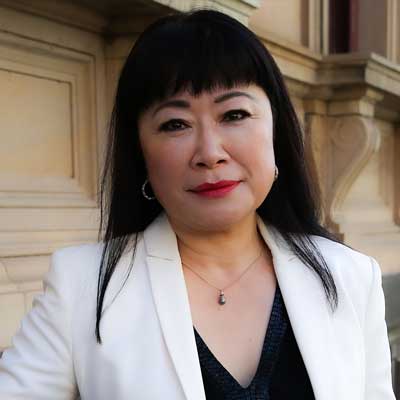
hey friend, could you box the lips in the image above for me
[189,180,241,199]
[192,180,240,192]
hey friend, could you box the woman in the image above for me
[0,8,395,400]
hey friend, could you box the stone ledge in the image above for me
[0,0,261,34]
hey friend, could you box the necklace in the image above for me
[181,248,263,306]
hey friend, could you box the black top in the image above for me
[193,284,316,399]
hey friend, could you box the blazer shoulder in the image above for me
[47,242,104,300]
[309,234,375,295]
[53,241,101,257]
[52,242,104,268]
[310,235,372,266]
[49,233,144,295]
[52,241,104,275]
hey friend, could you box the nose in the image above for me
[190,125,230,169]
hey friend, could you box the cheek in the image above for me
[242,124,275,175]
[239,126,275,203]
[144,143,186,199]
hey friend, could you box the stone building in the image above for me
[0,0,399,393]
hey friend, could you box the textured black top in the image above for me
[193,284,316,399]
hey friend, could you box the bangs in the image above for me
[120,11,269,117]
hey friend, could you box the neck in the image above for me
[169,212,267,274]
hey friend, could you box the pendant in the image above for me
[218,290,226,305]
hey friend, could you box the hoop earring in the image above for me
[142,178,156,200]
[274,166,279,181]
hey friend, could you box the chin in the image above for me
[188,207,253,232]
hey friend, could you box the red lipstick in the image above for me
[191,180,240,198]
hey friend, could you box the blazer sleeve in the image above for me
[0,250,78,400]
[364,256,396,399]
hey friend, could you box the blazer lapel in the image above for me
[256,215,360,400]
[144,213,206,400]
[255,216,334,399]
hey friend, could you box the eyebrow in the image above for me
[152,91,257,116]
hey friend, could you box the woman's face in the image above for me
[138,83,275,231]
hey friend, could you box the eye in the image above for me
[223,109,251,122]
[158,119,188,132]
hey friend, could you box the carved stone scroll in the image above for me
[307,114,381,235]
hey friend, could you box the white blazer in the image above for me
[0,212,395,399]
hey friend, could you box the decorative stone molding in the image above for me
[306,113,380,235]
[0,37,97,209]
[302,65,400,237]
[0,5,105,258]
[327,88,385,118]
[0,0,108,33]
[326,116,381,227]
[305,91,400,273]
[0,0,262,35]
[304,85,387,236]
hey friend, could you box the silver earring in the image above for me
[142,178,156,200]
[274,166,279,181]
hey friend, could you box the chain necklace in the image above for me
[181,248,263,306]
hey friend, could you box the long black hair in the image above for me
[97,8,341,344]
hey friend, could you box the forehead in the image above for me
[150,84,267,114]
[147,83,267,117]
[169,82,265,100]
